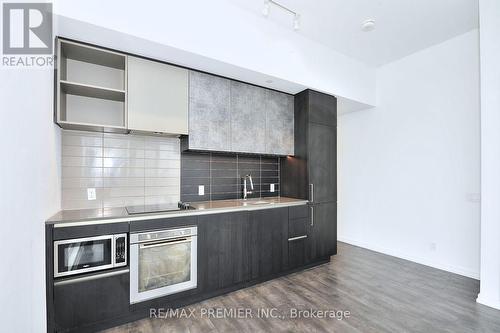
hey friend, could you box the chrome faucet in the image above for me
[242,174,254,199]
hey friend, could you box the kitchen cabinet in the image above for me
[281,89,337,258]
[55,38,128,133]
[127,56,188,135]
[266,90,294,155]
[188,71,231,151]
[230,81,267,154]
[248,207,289,279]
[183,72,294,155]
[198,211,250,292]
[53,270,129,331]
[287,205,311,269]
[310,202,337,260]
[308,122,337,203]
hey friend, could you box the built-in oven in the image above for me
[54,234,127,278]
[130,226,197,304]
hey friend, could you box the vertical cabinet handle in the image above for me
[309,183,314,203]
[310,206,314,227]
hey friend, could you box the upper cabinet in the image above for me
[55,39,293,153]
[127,56,188,135]
[185,72,294,156]
[56,39,128,132]
[55,39,188,135]
[230,81,267,154]
[188,71,231,151]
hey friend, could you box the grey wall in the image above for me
[62,130,180,210]
[181,152,280,202]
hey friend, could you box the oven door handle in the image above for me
[139,238,190,249]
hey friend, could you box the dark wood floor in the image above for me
[103,242,500,333]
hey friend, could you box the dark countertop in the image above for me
[46,197,309,226]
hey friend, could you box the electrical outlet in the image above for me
[270,183,275,193]
[198,185,205,196]
[430,243,437,251]
[87,188,96,201]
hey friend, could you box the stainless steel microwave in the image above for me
[54,234,127,278]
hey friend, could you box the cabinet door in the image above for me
[308,122,336,203]
[265,90,294,155]
[54,270,129,331]
[249,208,288,279]
[198,212,250,292]
[310,202,337,261]
[230,81,266,154]
[288,216,311,269]
[127,56,188,134]
[308,90,337,127]
[188,71,231,151]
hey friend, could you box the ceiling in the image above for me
[231,0,479,66]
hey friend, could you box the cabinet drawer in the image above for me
[288,217,309,238]
[54,270,129,331]
[289,205,309,220]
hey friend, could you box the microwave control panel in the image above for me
[114,234,127,266]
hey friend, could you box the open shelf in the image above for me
[60,80,125,102]
[56,38,127,132]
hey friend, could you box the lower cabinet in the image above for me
[249,207,289,279]
[53,270,129,332]
[198,208,289,292]
[198,211,250,292]
[310,202,337,260]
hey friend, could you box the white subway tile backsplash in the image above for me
[63,167,103,178]
[62,130,180,210]
[145,177,179,187]
[104,148,145,159]
[145,168,180,178]
[145,186,180,196]
[103,167,145,178]
[62,178,103,189]
[144,159,181,169]
[62,146,102,157]
[144,150,180,160]
[103,157,145,168]
[62,156,103,167]
[103,178,145,188]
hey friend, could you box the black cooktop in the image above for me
[126,203,182,215]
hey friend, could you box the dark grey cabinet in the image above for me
[310,202,337,260]
[198,211,250,292]
[53,270,129,332]
[281,89,337,261]
[249,207,289,279]
[308,122,337,203]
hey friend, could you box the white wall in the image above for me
[52,0,376,106]
[338,30,481,278]
[477,0,500,310]
[0,67,61,332]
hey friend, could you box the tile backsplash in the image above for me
[62,130,180,210]
[181,152,280,202]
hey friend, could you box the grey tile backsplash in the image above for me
[181,152,280,202]
[62,130,180,210]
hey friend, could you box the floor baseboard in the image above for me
[338,236,479,280]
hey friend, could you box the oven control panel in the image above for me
[114,234,127,266]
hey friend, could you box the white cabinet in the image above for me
[127,56,188,135]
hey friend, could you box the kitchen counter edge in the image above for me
[46,197,309,227]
